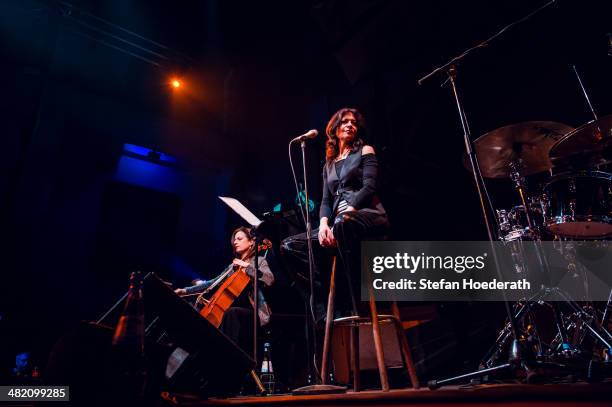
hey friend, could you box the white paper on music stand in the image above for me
[219,196,262,227]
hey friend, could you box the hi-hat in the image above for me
[464,121,574,178]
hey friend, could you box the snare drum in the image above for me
[542,171,612,238]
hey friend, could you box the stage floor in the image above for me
[164,380,612,406]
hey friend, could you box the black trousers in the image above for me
[281,210,389,315]
[220,306,254,355]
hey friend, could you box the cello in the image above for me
[195,240,271,328]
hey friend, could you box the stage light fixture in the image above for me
[171,78,182,89]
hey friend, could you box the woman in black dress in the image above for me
[282,107,389,314]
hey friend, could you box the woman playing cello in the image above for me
[175,226,274,353]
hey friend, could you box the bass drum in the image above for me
[542,171,612,239]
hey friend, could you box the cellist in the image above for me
[174,226,274,353]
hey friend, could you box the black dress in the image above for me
[281,147,389,314]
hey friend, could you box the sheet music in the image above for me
[219,196,262,227]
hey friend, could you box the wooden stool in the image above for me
[320,257,420,391]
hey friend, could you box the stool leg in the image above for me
[321,256,337,384]
[391,301,420,389]
[368,287,390,391]
[350,323,360,391]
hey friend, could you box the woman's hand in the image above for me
[174,288,187,296]
[318,223,336,247]
[232,258,251,268]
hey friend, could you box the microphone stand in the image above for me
[250,227,269,395]
[301,138,318,384]
[418,0,558,389]
[290,138,346,395]
[97,271,151,324]
[252,229,260,372]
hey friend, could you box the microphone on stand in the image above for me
[291,129,318,143]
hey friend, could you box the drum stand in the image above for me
[439,167,612,387]
[428,163,575,389]
[480,288,612,369]
[426,66,534,390]
[472,178,612,383]
[506,166,612,362]
[602,289,612,337]
[429,246,612,388]
[508,162,574,352]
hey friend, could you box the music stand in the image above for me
[218,196,267,370]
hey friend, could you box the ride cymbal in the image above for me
[464,121,574,178]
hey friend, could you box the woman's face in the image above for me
[335,112,358,144]
[233,231,253,257]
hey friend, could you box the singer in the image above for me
[281,108,389,314]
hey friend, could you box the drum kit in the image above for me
[466,116,612,242]
[418,0,612,388]
[463,113,612,379]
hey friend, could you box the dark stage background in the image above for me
[0,0,610,386]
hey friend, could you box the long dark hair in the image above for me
[325,107,366,163]
[230,226,271,260]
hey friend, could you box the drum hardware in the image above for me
[496,209,511,233]
[602,289,612,331]
[508,160,540,239]
[497,206,541,242]
[480,286,612,373]
[479,298,547,370]
[550,66,612,168]
[477,131,612,385]
[419,0,612,389]
[481,299,591,368]
[601,290,612,360]
[419,0,573,390]
[569,200,577,218]
[502,236,612,360]
[464,126,612,383]
[484,157,612,385]
[553,289,612,351]
[571,65,599,122]
[545,251,610,356]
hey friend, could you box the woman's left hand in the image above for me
[232,258,250,268]
[345,205,356,212]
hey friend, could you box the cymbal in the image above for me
[549,114,612,163]
[463,121,574,178]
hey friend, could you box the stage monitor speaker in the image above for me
[46,273,254,402]
[142,272,255,396]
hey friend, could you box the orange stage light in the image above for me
[171,79,182,89]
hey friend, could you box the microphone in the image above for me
[291,129,318,143]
